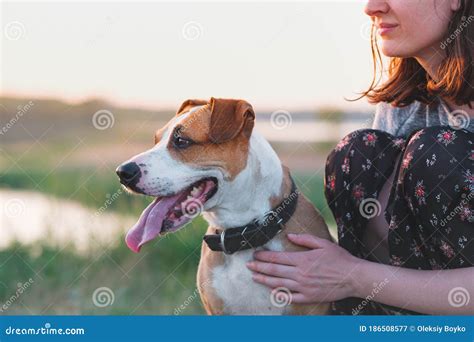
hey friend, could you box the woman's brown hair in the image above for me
[362,0,473,107]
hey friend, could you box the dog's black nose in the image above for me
[116,162,141,185]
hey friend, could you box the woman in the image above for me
[247,0,473,314]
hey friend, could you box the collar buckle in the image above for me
[205,175,298,254]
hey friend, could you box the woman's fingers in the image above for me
[247,261,297,280]
[288,293,327,305]
[289,293,311,304]
[253,250,300,266]
[287,233,329,249]
[251,273,300,292]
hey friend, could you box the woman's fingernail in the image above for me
[246,262,254,267]
[287,233,296,238]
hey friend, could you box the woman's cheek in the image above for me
[378,1,453,58]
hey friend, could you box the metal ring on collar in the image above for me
[220,229,230,254]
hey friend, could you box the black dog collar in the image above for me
[203,176,299,254]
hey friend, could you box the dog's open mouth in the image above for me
[126,177,218,253]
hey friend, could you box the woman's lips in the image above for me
[377,23,398,36]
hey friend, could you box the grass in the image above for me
[0,236,205,314]
[0,167,334,315]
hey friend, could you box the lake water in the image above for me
[0,189,135,253]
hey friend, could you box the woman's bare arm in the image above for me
[353,258,474,315]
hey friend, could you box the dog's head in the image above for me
[116,98,255,252]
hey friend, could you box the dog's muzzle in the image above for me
[116,162,142,191]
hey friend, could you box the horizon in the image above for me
[0,93,375,115]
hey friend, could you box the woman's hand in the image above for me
[247,233,361,304]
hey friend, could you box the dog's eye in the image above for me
[173,135,193,149]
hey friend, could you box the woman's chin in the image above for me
[379,42,412,58]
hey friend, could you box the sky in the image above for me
[1,1,378,111]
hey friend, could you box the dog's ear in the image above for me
[209,97,255,144]
[176,99,208,116]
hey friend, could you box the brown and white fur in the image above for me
[118,98,332,315]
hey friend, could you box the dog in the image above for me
[116,98,332,315]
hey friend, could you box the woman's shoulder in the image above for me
[371,101,427,138]
[372,100,474,137]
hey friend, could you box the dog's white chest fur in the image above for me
[211,239,288,315]
[201,131,291,314]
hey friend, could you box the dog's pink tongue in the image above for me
[125,194,181,253]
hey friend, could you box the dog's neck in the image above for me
[203,131,286,230]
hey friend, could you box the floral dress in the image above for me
[325,126,473,315]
